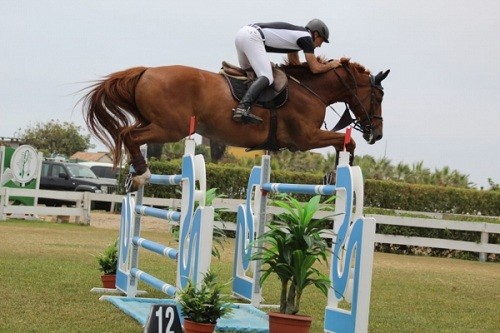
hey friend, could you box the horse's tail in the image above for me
[82,66,148,167]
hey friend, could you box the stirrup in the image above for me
[232,108,245,123]
[232,108,262,124]
[242,113,263,124]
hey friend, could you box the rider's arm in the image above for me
[304,53,341,74]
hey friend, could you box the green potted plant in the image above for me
[96,238,118,289]
[252,194,333,333]
[177,270,232,333]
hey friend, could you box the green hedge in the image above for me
[139,161,326,202]
[120,161,500,216]
[365,180,500,216]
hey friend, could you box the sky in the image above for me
[1,0,499,188]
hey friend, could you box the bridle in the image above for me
[331,65,384,135]
[286,63,384,135]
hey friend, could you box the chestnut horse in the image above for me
[82,58,389,191]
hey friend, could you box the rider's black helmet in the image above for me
[306,18,330,43]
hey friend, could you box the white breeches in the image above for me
[234,25,274,85]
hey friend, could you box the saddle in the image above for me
[220,61,288,108]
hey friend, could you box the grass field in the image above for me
[0,219,498,333]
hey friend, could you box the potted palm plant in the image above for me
[177,270,232,333]
[96,239,118,289]
[252,194,333,333]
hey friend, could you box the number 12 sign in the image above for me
[144,304,182,333]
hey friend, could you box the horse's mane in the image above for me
[281,56,370,75]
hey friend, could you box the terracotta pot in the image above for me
[183,319,216,333]
[100,274,116,289]
[268,312,312,333]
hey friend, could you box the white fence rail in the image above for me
[1,189,499,261]
[0,187,91,224]
[371,215,500,262]
[0,188,175,224]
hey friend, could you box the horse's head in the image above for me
[335,59,390,145]
[282,58,389,145]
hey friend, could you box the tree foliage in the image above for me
[355,155,474,188]
[15,120,94,158]
[487,178,499,191]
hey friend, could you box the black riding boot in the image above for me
[232,76,270,124]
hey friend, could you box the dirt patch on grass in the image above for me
[40,211,171,233]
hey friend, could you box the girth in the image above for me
[218,61,289,151]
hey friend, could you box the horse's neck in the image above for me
[284,66,313,82]
[285,66,349,105]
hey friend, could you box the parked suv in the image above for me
[38,160,117,210]
[77,162,119,185]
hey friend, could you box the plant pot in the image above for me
[100,274,116,289]
[268,312,312,333]
[183,319,216,333]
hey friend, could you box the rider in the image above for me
[232,19,341,124]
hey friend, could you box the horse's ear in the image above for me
[375,70,390,85]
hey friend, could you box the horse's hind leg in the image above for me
[121,126,157,192]
[122,136,151,192]
[122,123,185,192]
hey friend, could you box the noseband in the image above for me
[332,65,383,135]
[285,63,383,135]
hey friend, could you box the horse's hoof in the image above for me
[323,171,336,185]
[139,169,152,183]
[124,170,149,193]
[124,173,138,193]
[124,169,152,193]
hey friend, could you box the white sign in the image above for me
[10,145,40,185]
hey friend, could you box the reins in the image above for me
[332,65,382,134]
[286,64,382,134]
[287,74,346,130]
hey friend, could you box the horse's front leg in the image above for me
[305,130,356,185]
[301,129,356,155]
[323,146,356,185]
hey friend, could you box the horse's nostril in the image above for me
[376,134,383,141]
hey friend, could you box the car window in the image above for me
[66,164,98,179]
[41,163,50,177]
[51,164,65,177]
[91,166,117,179]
